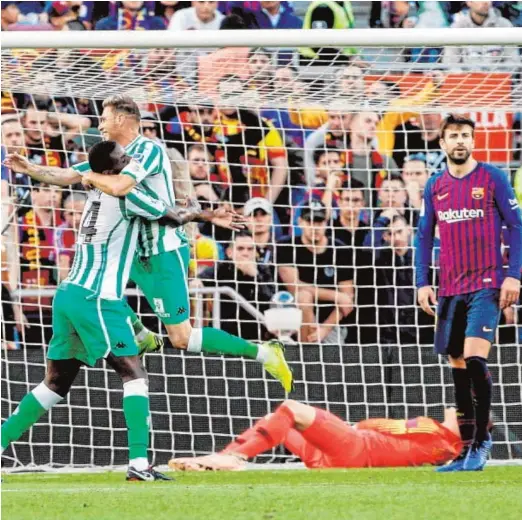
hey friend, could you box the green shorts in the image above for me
[130,246,190,325]
[48,283,138,367]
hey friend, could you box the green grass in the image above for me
[2,467,522,520]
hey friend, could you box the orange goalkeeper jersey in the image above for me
[356,417,462,467]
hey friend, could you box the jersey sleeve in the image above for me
[414,176,436,288]
[491,166,522,278]
[122,142,162,184]
[71,161,91,176]
[123,187,167,220]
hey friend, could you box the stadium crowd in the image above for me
[1,1,521,352]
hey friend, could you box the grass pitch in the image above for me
[2,466,521,520]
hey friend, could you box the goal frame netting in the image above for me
[1,28,521,470]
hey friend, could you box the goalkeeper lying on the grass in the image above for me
[169,399,467,470]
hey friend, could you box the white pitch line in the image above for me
[3,481,516,494]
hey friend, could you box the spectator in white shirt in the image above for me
[168,1,224,31]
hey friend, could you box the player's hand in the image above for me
[499,276,520,310]
[3,153,35,174]
[210,207,247,231]
[81,173,94,190]
[418,286,437,316]
[503,306,515,325]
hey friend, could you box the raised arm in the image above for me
[3,152,81,186]
[126,193,245,232]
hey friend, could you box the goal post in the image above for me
[1,29,521,469]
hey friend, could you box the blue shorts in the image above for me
[434,289,500,357]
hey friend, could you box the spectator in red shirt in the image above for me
[18,182,63,348]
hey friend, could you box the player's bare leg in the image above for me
[462,337,493,470]
[106,354,172,481]
[164,320,293,392]
[1,359,81,453]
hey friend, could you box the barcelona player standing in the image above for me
[415,114,522,472]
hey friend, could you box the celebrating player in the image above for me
[168,399,463,471]
[415,114,522,472]
[2,142,175,480]
[5,95,293,393]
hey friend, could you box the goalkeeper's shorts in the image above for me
[434,288,501,357]
[48,283,138,366]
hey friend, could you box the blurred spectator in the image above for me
[2,116,24,154]
[443,1,519,69]
[276,200,354,344]
[299,1,357,65]
[154,1,191,24]
[346,110,400,208]
[401,153,429,211]
[193,230,276,341]
[1,2,20,30]
[331,178,370,248]
[364,176,418,248]
[213,75,288,212]
[162,102,216,155]
[69,127,102,166]
[391,112,444,172]
[187,143,224,205]
[55,191,86,282]
[304,104,352,185]
[47,1,91,30]
[140,112,161,142]
[254,1,302,29]
[374,214,434,346]
[244,197,278,265]
[23,108,63,168]
[495,1,522,26]
[18,182,62,348]
[247,48,275,99]
[168,1,224,29]
[95,1,166,30]
[370,1,414,28]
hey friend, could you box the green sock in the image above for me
[123,300,146,336]
[2,393,49,449]
[123,394,150,460]
[197,327,260,359]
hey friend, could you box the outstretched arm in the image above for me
[158,199,246,231]
[3,152,81,186]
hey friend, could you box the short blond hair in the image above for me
[102,95,141,122]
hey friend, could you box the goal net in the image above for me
[1,29,521,469]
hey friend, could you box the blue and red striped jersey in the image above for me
[415,162,522,297]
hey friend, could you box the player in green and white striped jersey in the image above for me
[82,95,293,393]
[2,141,174,481]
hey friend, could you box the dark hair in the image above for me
[440,114,475,139]
[88,140,130,174]
[102,95,141,123]
[248,47,272,60]
[341,178,365,191]
[218,74,243,85]
[313,145,342,165]
[382,174,406,186]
